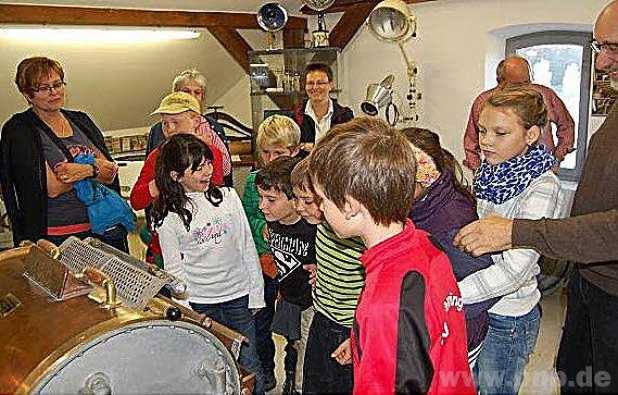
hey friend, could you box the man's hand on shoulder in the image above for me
[454,215,514,256]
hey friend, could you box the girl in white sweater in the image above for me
[458,86,566,395]
[152,133,265,394]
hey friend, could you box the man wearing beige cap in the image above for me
[152,91,204,139]
[129,91,224,268]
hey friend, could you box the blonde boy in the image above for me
[241,114,302,391]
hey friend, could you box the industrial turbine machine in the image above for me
[0,237,254,394]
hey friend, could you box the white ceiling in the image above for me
[0,0,307,15]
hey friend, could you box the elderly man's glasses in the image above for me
[34,81,66,94]
[591,40,618,55]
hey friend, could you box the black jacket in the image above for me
[0,108,118,245]
[294,98,353,143]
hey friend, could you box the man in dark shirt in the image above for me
[455,2,618,392]
[255,156,316,395]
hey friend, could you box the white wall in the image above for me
[0,28,246,132]
[216,77,252,125]
[332,0,606,161]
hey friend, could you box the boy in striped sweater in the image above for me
[290,158,365,394]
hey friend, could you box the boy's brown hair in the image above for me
[290,158,314,193]
[484,86,547,130]
[308,117,417,226]
[255,156,302,199]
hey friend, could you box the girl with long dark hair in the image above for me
[152,133,266,394]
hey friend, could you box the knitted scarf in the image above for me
[474,145,556,204]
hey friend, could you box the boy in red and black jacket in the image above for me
[307,117,475,395]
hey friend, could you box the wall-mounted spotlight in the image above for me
[361,75,400,126]
[367,0,421,123]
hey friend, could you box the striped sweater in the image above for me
[313,223,365,327]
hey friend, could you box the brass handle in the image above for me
[0,245,33,263]
[83,267,120,310]
[36,239,61,259]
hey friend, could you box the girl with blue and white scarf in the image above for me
[458,86,567,395]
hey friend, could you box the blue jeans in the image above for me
[190,295,264,395]
[254,275,278,378]
[475,305,541,395]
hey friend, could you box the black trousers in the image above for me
[302,311,353,394]
[557,271,618,394]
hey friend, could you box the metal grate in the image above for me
[57,237,171,309]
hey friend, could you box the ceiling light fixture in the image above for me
[0,26,201,43]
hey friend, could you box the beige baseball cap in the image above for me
[151,91,201,115]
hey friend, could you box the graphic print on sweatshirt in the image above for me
[270,232,311,280]
[191,215,232,245]
[267,219,317,280]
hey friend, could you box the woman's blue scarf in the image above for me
[474,145,556,204]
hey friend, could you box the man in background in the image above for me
[463,56,575,172]
[455,2,618,392]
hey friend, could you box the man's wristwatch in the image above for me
[89,163,100,179]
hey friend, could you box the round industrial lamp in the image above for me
[367,0,416,43]
[257,2,289,49]
[366,0,421,123]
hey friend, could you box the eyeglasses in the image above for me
[34,80,66,94]
[305,80,330,87]
[591,40,618,55]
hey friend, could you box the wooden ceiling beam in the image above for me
[206,26,253,73]
[329,2,375,50]
[283,28,306,49]
[301,0,436,15]
[0,4,307,30]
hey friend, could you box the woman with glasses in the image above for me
[0,56,127,251]
[146,69,232,187]
[293,63,353,152]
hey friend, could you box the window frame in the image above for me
[506,30,593,182]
